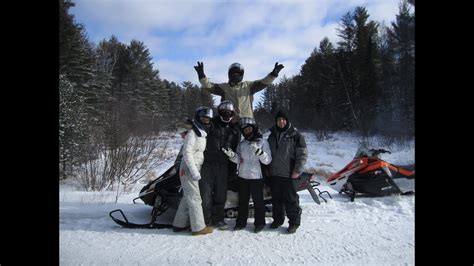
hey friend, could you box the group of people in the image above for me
[172,61,308,236]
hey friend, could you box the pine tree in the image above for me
[258,4,413,138]
[163,80,186,126]
[59,0,97,179]
[182,81,214,119]
[336,11,360,131]
[59,0,95,89]
[388,0,415,135]
[335,7,380,133]
[314,38,341,130]
[353,7,380,134]
[376,23,399,134]
[59,75,88,179]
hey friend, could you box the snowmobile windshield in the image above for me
[354,146,390,159]
[354,145,370,158]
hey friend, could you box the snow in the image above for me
[60,132,415,265]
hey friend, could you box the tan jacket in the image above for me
[199,74,276,118]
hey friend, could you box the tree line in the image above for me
[256,2,414,139]
[59,0,212,183]
[59,0,414,185]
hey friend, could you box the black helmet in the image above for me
[218,100,235,123]
[239,117,259,140]
[228,62,244,84]
[194,106,213,125]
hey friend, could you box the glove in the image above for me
[222,147,235,158]
[270,62,284,77]
[291,172,300,179]
[191,174,201,181]
[249,142,259,154]
[249,143,265,157]
[194,61,205,79]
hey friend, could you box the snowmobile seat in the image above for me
[393,164,415,171]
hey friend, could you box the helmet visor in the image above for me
[239,117,256,129]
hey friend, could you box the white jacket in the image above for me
[180,128,207,180]
[229,138,272,179]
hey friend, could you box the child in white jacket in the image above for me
[222,117,271,233]
[173,107,214,236]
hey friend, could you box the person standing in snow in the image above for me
[222,117,271,233]
[199,100,241,230]
[172,107,214,236]
[194,61,284,119]
[267,111,308,234]
[173,121,193,165]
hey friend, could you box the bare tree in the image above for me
[76,134,171,195]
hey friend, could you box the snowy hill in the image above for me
[60,132,415,265]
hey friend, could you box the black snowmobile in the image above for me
[109,161,182,229]
[325,146,415,201]
[223,170,332,219]
[109,161,330,229]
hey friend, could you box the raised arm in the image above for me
[195,61,226,97]
[249,62,284,94]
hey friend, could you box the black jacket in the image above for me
[203,116,241,162]
[267,124,308,178]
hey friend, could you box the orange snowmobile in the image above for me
[325,146,415,201]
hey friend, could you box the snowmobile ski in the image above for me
[296,173,332,204]
[109,209,173,229]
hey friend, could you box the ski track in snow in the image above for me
[60,132,414,265]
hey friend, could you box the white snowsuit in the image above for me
[172,128,207,232]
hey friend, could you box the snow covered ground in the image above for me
[60,132,415,265]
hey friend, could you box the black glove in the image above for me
[270,62,284,77]
[194,61,205,79]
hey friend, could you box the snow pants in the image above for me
[173,174,206,232]
[270,176,302,226]
[235,177,266,227]
[199,159,228,225]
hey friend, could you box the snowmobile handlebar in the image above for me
[369,148,391,156]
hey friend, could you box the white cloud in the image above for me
[363,1,401,25]
[72,0,401,103]
[153,59,195,84]
[195,21,340,83]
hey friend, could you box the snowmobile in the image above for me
[109,161,182,229]
[325,146,415,202]
[109,161,331,229]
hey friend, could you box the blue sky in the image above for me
[70,0,405,106]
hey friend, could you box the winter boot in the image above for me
[254,225,264,233]
[234,224,246,231]
[213,221,229,230]
[192,226,213,236]
[172,226,189,232]
[269,222,282,229]
[287,225,299,234]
